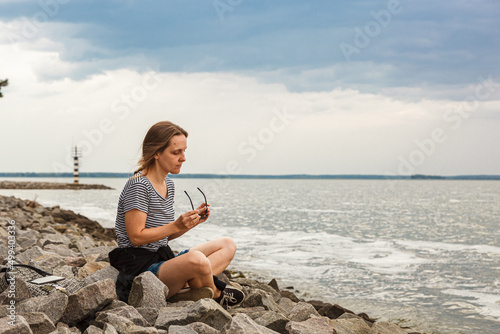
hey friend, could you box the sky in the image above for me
[0,0,499,176]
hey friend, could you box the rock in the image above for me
[319,304,355,320]
[83,266,119,286]
[286,317,336,334]
[278,297,297,316]
[53,265,78,279]
[288,302,321,322]
[17,293,68,324]
[43,245,81,258]
[155,299,232,331]
[241,290,286,315]
[20,312,56,334]
[73,236,96,253]
[279,290,300,303]
[64,257,87,268]
[77,262,109,279]
[81,247,114,263]
[168,325,198,334]
[331,315,371,334]
[0,277,31,303]
[136,307,159,326]
[0,315,33,333]
[233,278,281,302]
[188,322,220,334]
[254,311,289,333]
[102,323,119,334]
[222,313,279,334]
[40,233,72,247]
[268,279,280,292]
[128,271,168,309]
[28,254,67,270]
[96,305,150,327]
[60,279,117,325]
[370,321,409,334]
[16,246,53,265]
[83,325,103,334]
[94,312,158,334]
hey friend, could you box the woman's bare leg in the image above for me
[156,250,217,298]
[190,237,237,275]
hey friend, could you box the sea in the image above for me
[1,177,499,334]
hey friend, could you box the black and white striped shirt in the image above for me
[115,172,175,251]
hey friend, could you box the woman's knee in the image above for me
[185,251,212,275]
[220,237,237,257]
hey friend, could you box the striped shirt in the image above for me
[115,172,175,251]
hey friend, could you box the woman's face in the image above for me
[155,134,187,174]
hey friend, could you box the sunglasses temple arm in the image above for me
[184,191,195,211]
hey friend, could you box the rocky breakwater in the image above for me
[0,181,112,190]
[0,195,422,334]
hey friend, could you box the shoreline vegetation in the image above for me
[0,194,423,333]
[0,172,499,180]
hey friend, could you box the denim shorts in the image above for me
[146,249,189,277]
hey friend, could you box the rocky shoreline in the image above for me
[0,181,112,190]
[0,194,422,334]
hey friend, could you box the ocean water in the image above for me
[1,177,499,334]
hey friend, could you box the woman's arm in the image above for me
[125,208,201,246]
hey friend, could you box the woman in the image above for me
[109,121,244,308]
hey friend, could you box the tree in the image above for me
[0,79,8,98]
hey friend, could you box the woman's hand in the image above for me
[196,202,210,223]
[174,209,202,230]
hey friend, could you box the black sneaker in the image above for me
[216,285,245,308]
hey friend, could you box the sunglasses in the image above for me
[184,187,208,218]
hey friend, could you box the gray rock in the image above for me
[288,302,321,322]
[83,325,103,334]
[60,279,117,325]
[0,314,33,334]
[43,244,81,258]
[279,290,300,303]
[188,322,220,334]
[227,306,267,319]
[16,246,53,265]
[41,233,72,247]
[370,321,408,334]
[286,317,335,334]
[241,290,286,315]
[254,311,289,333]
[136,307,159,326]
[318,304,354,320]
[20,312,57,334]
[155,299,232,331]
[28,254,67,271]
[17,293,69,324]
[97,305,150,327]
[95,312,158,334]
[332,315,372,334]
[73,236,96,253]
[0,277,31,303]
[278,297,297,316]
[56,322,82,334]
[102,300,128,311]
[128,271,168,309]
[81,246,115,263]
[53,265,77,279]
[232,278,281,302]
[168,325,198,334]
[102,323,118,334]
[222,313,279,334]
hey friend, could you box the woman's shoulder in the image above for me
[124,173,151,190]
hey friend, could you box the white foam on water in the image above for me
[442,289,500,321]
[395,239,500,255]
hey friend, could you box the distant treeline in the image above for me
[0,172,499,180]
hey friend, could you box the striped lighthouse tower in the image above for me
[73,146,80,184]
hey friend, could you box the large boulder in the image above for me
[17,293,68,324]
[0,315,33,334]
[128,271,168,309]
[286,317,336,334]
[155,299,232,331]
[222,313,279,334]
[60,279,117,325]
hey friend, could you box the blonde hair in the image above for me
[134,121,188,175]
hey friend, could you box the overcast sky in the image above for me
[1,0,499,176]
